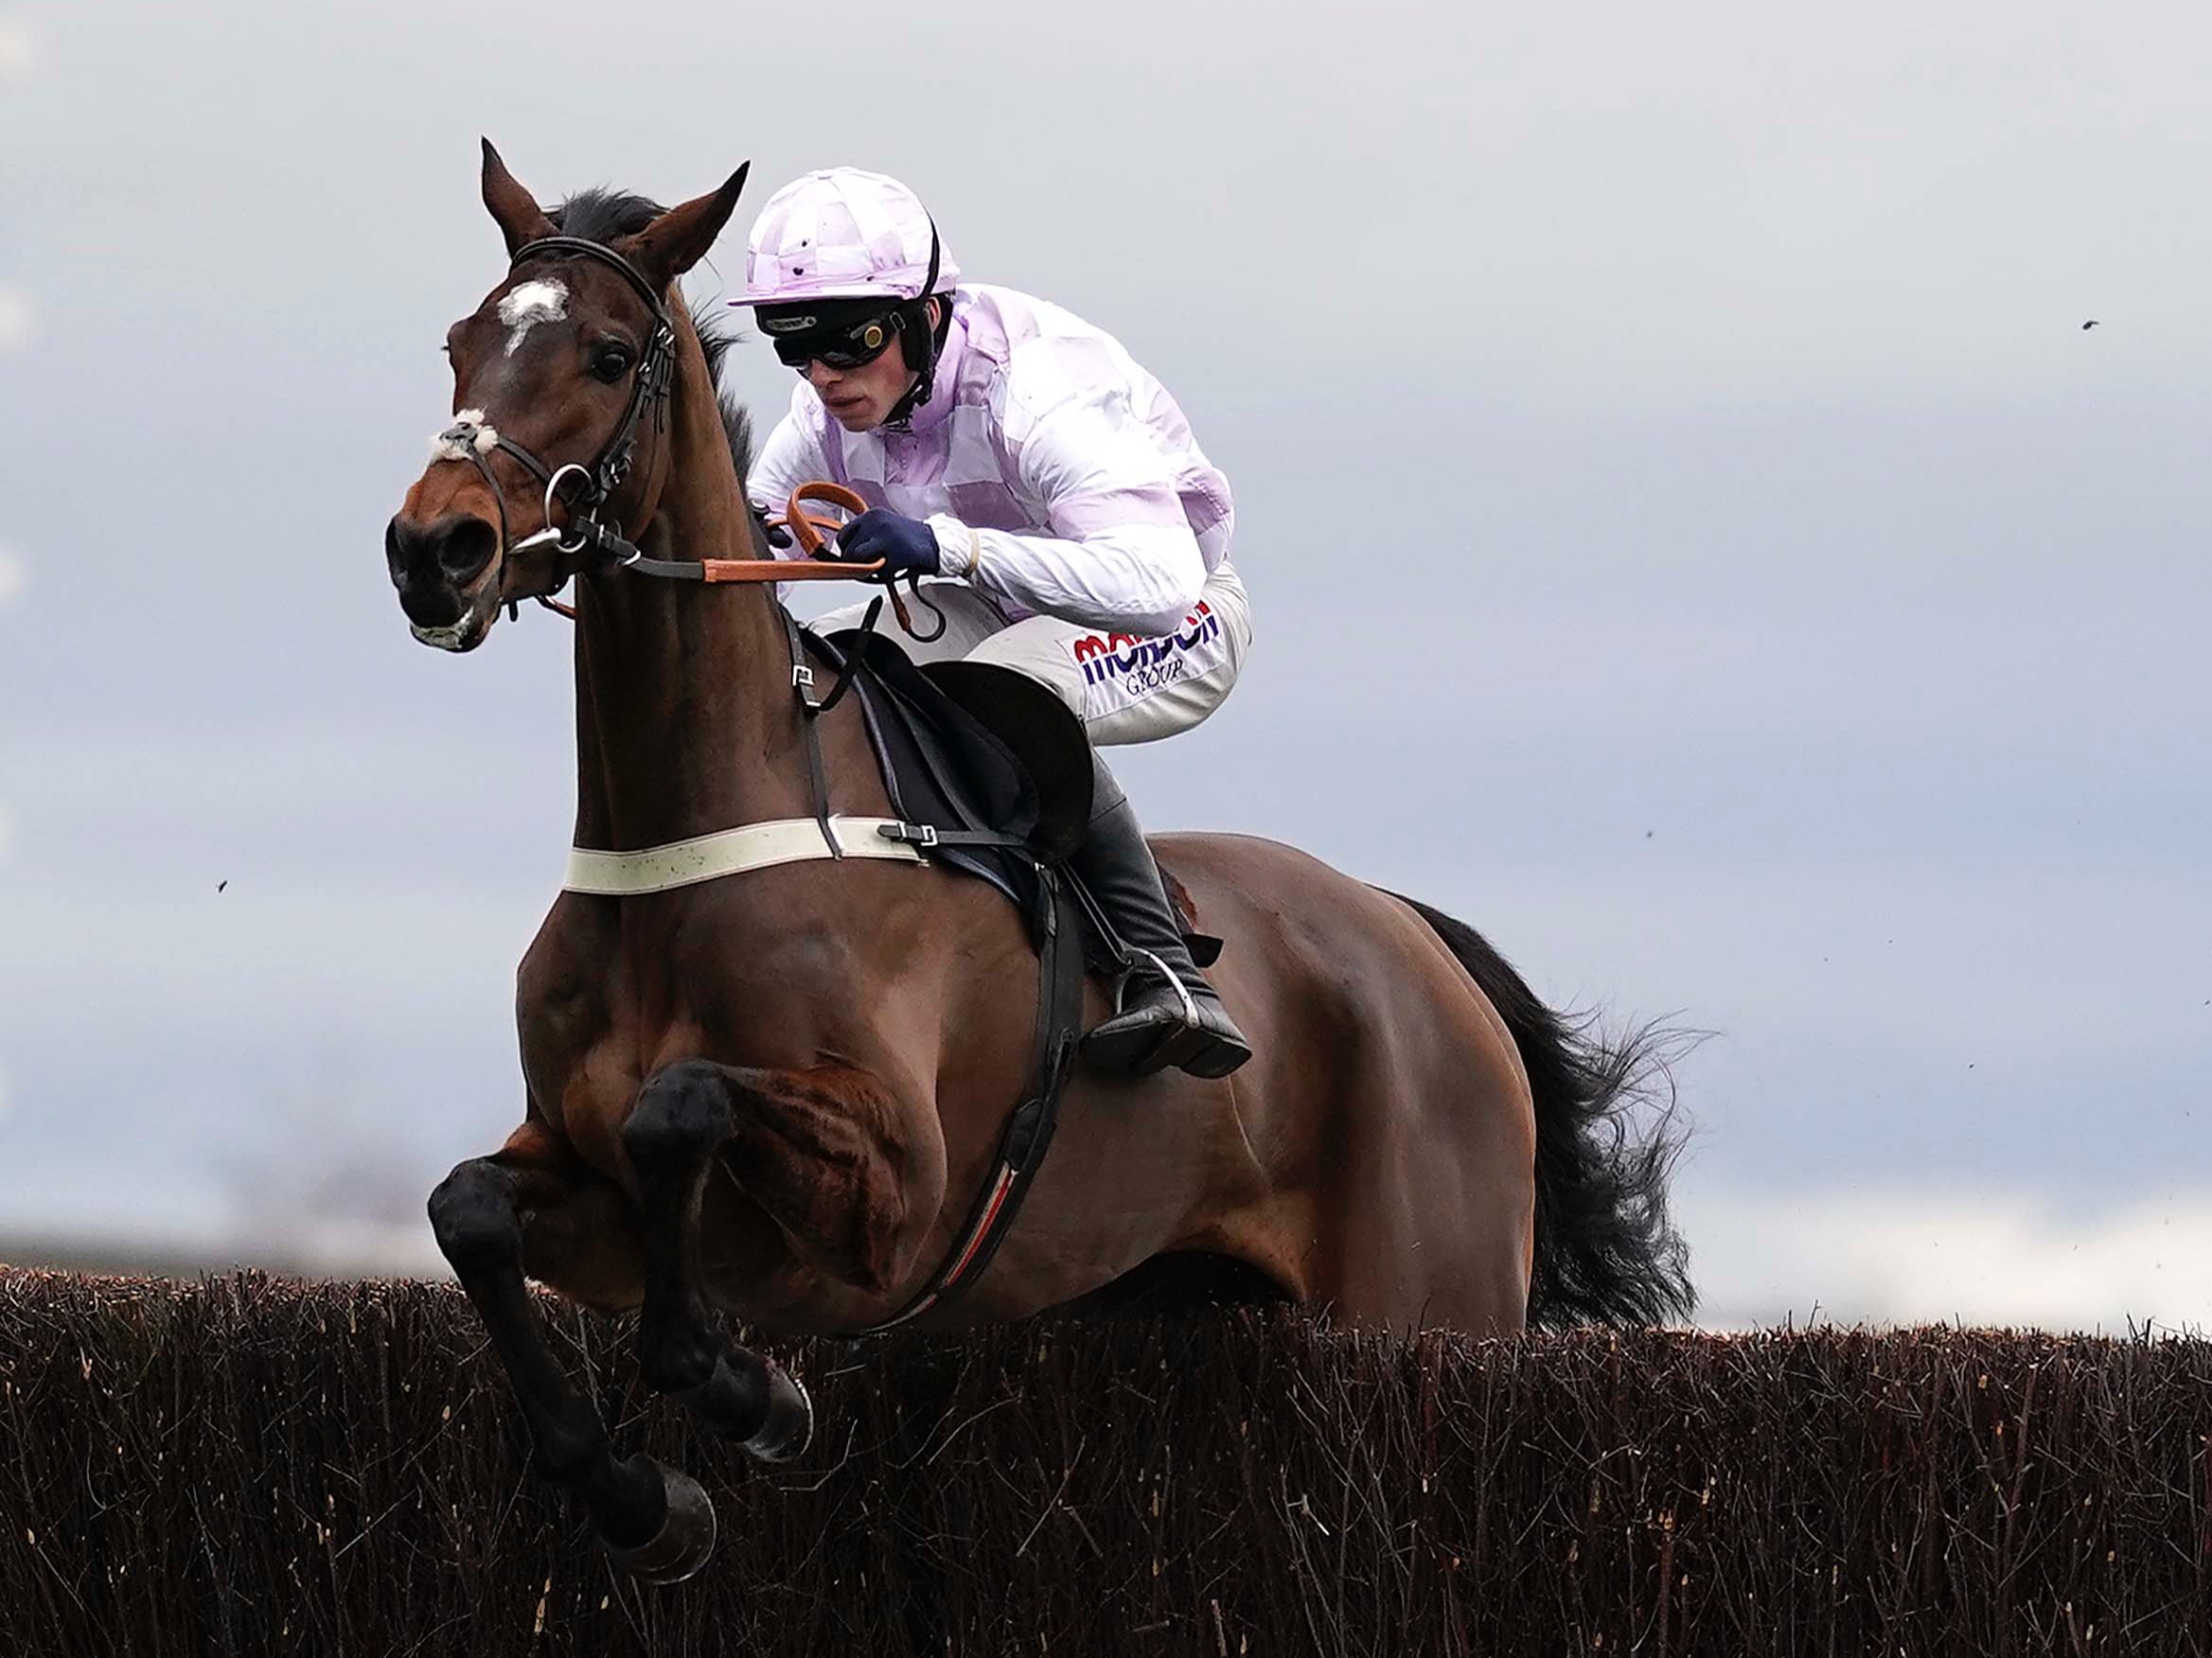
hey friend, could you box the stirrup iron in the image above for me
[1119,948,1200,1026]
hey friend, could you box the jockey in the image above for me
[738,167,1253,1080]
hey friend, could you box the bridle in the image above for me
[429,234,942,636]
[434,236,680,597]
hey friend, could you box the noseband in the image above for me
[434,236,679,590]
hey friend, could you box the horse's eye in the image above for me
[591,346,633,383]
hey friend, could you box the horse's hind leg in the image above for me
[622,1060,814,1461]
[427,1129,717,1582]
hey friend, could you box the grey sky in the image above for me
[2,0,2207,1326]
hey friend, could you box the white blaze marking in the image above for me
[498,279,568,356]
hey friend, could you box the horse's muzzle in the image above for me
[386,512,500,649]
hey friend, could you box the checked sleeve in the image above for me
[931,377,1207,638]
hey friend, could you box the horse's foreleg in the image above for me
[426,1129,717,1582]
[623,1059,814,1460]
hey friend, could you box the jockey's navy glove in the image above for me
[835,509,940,577]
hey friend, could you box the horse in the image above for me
[382,145,1692,1582]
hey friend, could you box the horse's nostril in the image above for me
[388,513,493,588]
[385,516,416,586]
[435,517,498,586]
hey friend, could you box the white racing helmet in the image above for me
[738,167,959,306]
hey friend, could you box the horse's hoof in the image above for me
[741,1364,813,1463]
[602,1460,717,1584]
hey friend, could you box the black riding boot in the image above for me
[1074,757,1252,1079]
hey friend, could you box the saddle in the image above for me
[806,625,1223,970]
[811,625,1088,926]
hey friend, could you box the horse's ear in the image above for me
[481,138,556,256]
[620,164,752,291]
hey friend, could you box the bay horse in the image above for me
[383,145,1692,1581]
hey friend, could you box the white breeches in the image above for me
[806,560,1250,747]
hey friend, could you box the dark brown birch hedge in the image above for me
[1,1270,2206,1656]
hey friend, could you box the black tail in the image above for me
[1386,892,1696,1329]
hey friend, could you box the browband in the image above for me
[509,235,670,321]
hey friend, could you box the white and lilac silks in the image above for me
[747,283,1250,746]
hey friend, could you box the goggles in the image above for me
[758,302,907,371]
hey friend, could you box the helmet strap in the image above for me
[884,218,947,430]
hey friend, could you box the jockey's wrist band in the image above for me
[927,514,982,578]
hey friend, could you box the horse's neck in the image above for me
[570,371,818,853]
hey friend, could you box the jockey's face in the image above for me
[804,298,939,432]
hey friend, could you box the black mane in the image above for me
[549,186,758,503]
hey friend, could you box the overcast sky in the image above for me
[2,0,2208,1328]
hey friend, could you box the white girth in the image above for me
[563,817,927,897]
